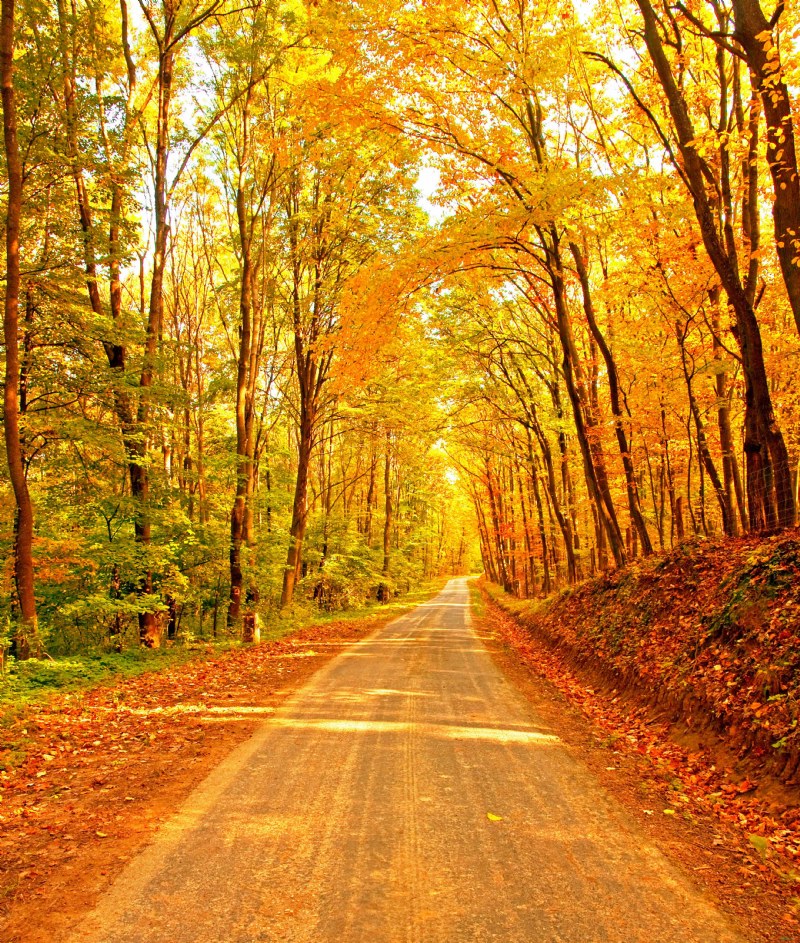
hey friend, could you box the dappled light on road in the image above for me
[68,579,745,943]
[271,716,561,745]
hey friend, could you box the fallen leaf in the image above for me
[748,834,769,856]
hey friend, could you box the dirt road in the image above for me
[67,579,746,943]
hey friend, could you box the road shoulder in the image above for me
[472,583,798,943]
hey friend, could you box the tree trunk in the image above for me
[570,242,653,555]
[546,247,627,566]
[229,95,257,631]
[130,44,175,648]
[378,433,393,600]
[527,446,551,595]
[731,0,800,335]
[470,475,498,583]
[485,458,511,592]
[677,320,733,535]
[506,462,519,595]
[527,412,576,584]
[710,293,747,533]
[382,435,392,574]
[1,0,38,656]
[365,429,377,546]
[636,0,795,532]
[515,459,535,597]
[281,407,314,607]
[58,0,156,645]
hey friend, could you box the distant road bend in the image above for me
[68,578,744,943]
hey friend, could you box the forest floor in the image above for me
[2,572,796,942]
[0,585,444,943]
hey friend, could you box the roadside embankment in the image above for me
[485,529,800,787]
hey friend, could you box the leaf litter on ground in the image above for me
[0,610,402,939]
[479,583,800,921]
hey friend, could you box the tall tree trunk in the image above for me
[131,44,174,647]
[473,489,497,583]
[365,425,377,545]
[228,86,270,640]
[229,95,255,631]
[485,458,511,592]
[279,172,329,609]
[515,459,535,597]
[506,462,519,595]
[676,320,733,535]
[731,0,800,335]
[529,453,551,595]
[570,242,653,555]
[380,432,393,596]
[516,100,624,565]
[710,292,747,533]
[636,0,795,532]
[58,0,151,643]
[527,411,576,584]
[1,0,37,654]
[281,404,314,607]
[544,248,627,566]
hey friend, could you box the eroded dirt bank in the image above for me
[487,531,800,787]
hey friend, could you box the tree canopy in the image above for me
[2,0,799,654]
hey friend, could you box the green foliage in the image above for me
[0,0,481,663]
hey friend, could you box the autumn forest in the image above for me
[2,0,800,658]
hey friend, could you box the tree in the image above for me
[630,0,794,531]
[276,80,422,607]
[1,0,38,654]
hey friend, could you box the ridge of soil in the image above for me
[498,529,800,788]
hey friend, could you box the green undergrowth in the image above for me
[487,530,800,782]
[0,646,221,715]
[0,576,451,716]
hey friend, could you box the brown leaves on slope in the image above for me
[501,531,800,783]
